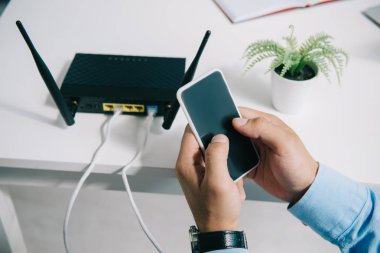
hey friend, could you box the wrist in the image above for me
[197,220,239,233]
[290,160,319,204]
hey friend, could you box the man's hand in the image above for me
[176,126,245,232]
[232,107,319,204]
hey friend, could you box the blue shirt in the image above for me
[207,164,380,253]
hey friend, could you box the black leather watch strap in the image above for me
[197,230,247,253]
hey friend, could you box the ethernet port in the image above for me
[134,105,144,112]
[124,105,134,111]
[103,104,114,111]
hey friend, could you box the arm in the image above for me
[208,165,380,253]
[232,107,379,252]
[289,164,380,253]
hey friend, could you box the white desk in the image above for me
[0,0,379,252]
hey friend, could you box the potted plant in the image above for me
[243,25,348,114]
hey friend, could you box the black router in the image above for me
[61,53,185,117]
[16,20,210,128]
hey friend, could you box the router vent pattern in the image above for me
[63,54,185,89]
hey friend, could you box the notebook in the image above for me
[363,5,380,28]
[214,0,337,23]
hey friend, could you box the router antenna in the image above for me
[162,30,211,130]
[16,20,75,126]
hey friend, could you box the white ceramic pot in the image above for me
[271,65,318,114]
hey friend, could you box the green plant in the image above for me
[244,25,348,82]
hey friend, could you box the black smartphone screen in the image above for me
[179,70,259,181]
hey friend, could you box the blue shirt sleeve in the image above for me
[289,164,380,253]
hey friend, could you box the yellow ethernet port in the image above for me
[102,103,145,113]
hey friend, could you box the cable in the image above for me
[63,107,163,253]
[63,108,123,253]
[121,107,165,253]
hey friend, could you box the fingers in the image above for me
[232,117,290,153]
[235,107,292,153]
[204,134,231,181]
[176,125,202,187]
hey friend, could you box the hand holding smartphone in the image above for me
[177,69,260,181]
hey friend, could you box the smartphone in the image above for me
[177,69,260,181]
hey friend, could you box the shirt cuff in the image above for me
[288,164,369,245]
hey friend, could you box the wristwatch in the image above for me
[189,225,248,253]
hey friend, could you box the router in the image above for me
[60,53,185,117]
[16,20,210,128]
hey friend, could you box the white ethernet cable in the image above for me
[63,106,164,253]
[120,107,165,253]
[63,107,123,253]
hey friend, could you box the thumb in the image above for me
[232,117,288,152]
[204,134,230,180]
